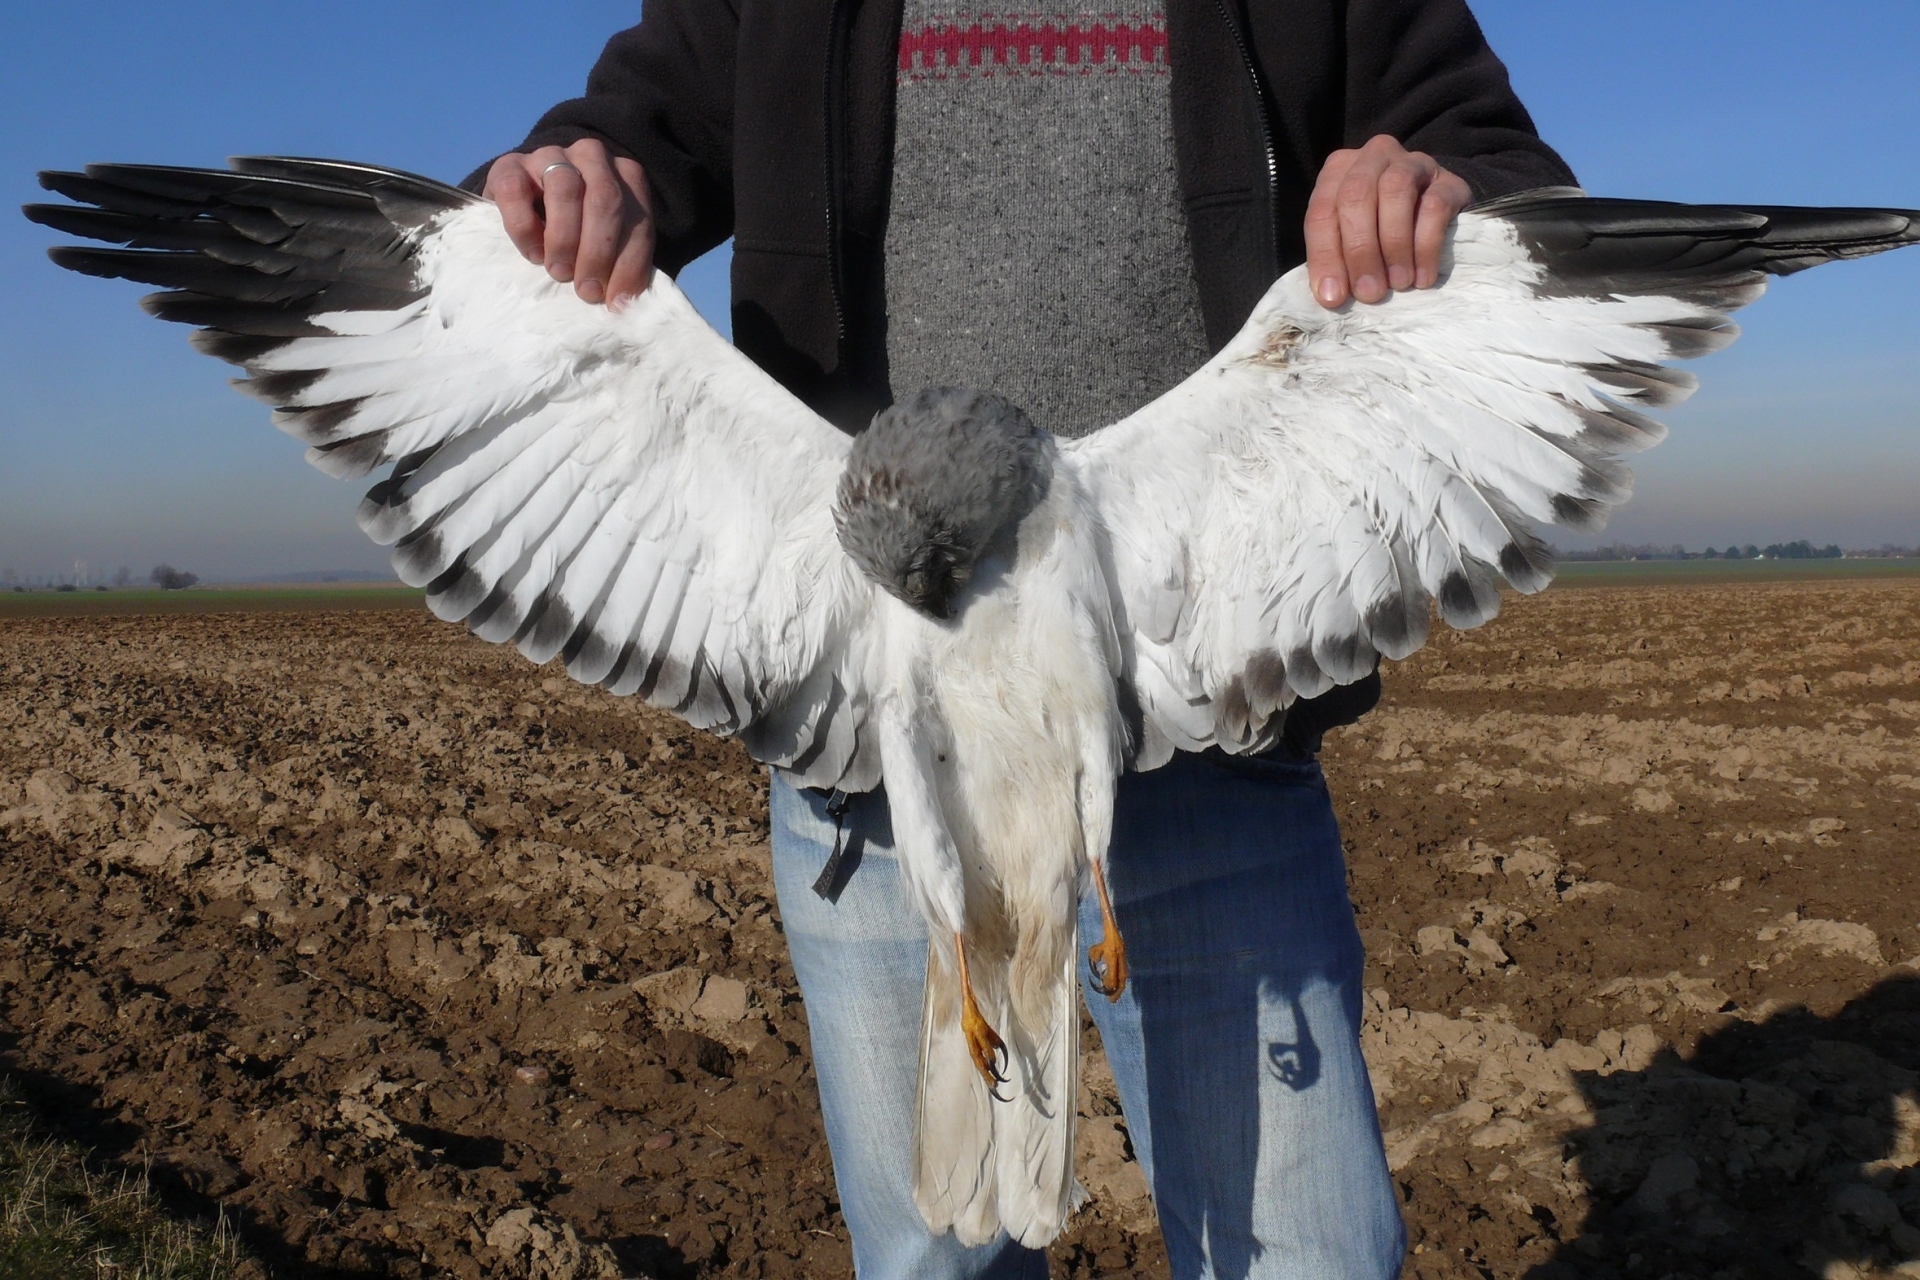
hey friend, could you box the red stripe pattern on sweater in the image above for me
[899,13,1169,80]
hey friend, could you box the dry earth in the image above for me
[1,577,1917,1279]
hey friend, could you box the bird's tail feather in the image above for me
[913,931,1083,1248]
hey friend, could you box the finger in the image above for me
[605,225,656,311]
[605,157,657,308]
[486,158,546,263]
[1336,151,1393,304]
[1414,170,1472,289]
[565,144,628,304]
[1376,157,1432,293]
[1306,148,1360,308]
[539,160,586,284]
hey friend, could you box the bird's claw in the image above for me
[954,932,1011,1098]
[1088,932,1129,1002]
[963,1006,1010,1094]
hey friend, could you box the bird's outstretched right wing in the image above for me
[1069,193,1920,767]
[29,158,880,789]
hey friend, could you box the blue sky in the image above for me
[2,1,1915,581]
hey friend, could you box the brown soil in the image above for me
[1,578,1916,1279]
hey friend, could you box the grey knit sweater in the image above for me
[883,5,1213,438]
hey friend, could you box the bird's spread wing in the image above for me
[29,158,879,789]
[1069,194,1920,767]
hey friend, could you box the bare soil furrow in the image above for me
[1,578,1916,1278]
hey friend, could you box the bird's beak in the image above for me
[906,585,955,621]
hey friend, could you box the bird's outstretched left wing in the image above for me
[1068,193,1920,767]
[29,158,879,789]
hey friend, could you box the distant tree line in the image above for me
[150,565,200,590]
[1556,541,1916,563]
[4,564,197,591]
[1708,541,1842,560]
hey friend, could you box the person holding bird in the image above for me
[41,2,1916,1276]
[474,3,1570,1275]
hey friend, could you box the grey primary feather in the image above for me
[835,387,1053,618]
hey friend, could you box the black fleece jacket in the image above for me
[478,0,1576,751]
[481,0,1573,424]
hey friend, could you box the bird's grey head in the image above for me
[834,387,1052,620]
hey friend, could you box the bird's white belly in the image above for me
[914,511,1123,1015]
[935,593,1088,900]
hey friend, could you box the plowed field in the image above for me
[3,577,1917,1279]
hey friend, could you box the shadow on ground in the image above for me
[1533,973,1920,1279]
[0,1048,307,1278]
[1,1034,695,1280]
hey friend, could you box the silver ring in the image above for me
[541,161,579,180]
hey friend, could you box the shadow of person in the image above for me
[1089,749,1403,1280]
[1530,972,1920,1279]
[0,1045,383,1279]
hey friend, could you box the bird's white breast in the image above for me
[877,469,1124,996]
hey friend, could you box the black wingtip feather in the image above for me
[565,627,616,679]
[24,202,147,244]
[1550,493,1609,532]
[515,594,577,664]
[1283,644,1336,701]
[79,162,373,212]
[393,528,451,588]
[1437,572,1478,619]
[1363,601,1407,654]
[37,170,204,219]
[229,157,477,208]
[1485,195,1920,306]
[1499,541,1557,592]
[598,639,643,693]
[1584,359,1698,407]
[1312,632,1377,687]
[427,562,493,621]
[52,245,323,301]
[188,328,292,364]
[232,367,325,405]
[1243,649,1290,719]
[463,581,518,635]
[306,429,392,480]
[1566,398,1669,453]
[140,291,330,335]
[35,157,448,348]
[274,399,370,444]
[1651,315,1742,359]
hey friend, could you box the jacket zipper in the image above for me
[823,0,852,352]
[1209,0,1280,271]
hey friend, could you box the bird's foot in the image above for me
[1088,857,1129,1001]
[1087,930,1129,1002]
[961,996,1010,1097]
[955,934,1010,1099]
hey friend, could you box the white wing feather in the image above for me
[306,207,876,784]
[1070,200,1920,764]
[34,163,878,788]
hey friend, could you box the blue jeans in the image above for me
[769,750,1405,1280]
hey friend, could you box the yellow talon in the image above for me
[1088,859,1129,1001]
[955,934,1010,1095]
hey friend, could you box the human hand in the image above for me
[1305,134,1471,308]
[484,138,655,308]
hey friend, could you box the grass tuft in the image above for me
[0,1080,257,1280]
